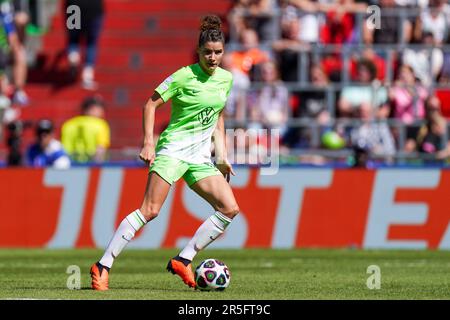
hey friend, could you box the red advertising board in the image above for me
[1,168,449,249]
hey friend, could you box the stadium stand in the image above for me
[0,0,450,167]
[225,0,450,166]
[0,0,232,163]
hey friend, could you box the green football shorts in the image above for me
[149,155,222,186]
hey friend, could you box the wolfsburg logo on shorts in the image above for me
[197,107,215,125]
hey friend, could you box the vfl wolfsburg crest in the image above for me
[197,107,215,125]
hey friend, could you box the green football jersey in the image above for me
[154,63,233,164]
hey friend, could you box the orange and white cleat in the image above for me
[90,262,109,291]
[166,257,196,288]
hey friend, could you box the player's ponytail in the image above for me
[198,15,225,47]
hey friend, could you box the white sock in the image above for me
[99,209,147,268]
[179,211,233,261]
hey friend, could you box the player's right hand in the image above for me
[139,144,155,166]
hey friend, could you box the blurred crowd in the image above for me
[3,0,450,168]
[223,0,450,166]
[0,0,31,124]
[9,95,110,169]
[1,0,109,168]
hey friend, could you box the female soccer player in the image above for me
[90,15,239,290]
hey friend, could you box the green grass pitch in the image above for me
[0,249,449,300]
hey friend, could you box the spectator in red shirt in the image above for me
[320,7,355,44]
[350,48,387,82]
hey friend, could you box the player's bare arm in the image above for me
[139,92,164,166]
[213,109,235,182]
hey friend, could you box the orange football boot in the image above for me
[90,263,109,291]
[166,258,196,288]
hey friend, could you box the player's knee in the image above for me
[220,204,240,219]
[140,204,160,221]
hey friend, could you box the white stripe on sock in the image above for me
[210,211,232,231]
[126,209,147,231]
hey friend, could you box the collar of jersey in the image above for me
[194,63,215,79]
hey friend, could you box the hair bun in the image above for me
[200,15,222,32]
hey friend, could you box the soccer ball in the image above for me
[194,258,231,291]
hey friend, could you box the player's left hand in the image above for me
[216,159,235,183]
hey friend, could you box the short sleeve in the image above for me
[154,67,186,102]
